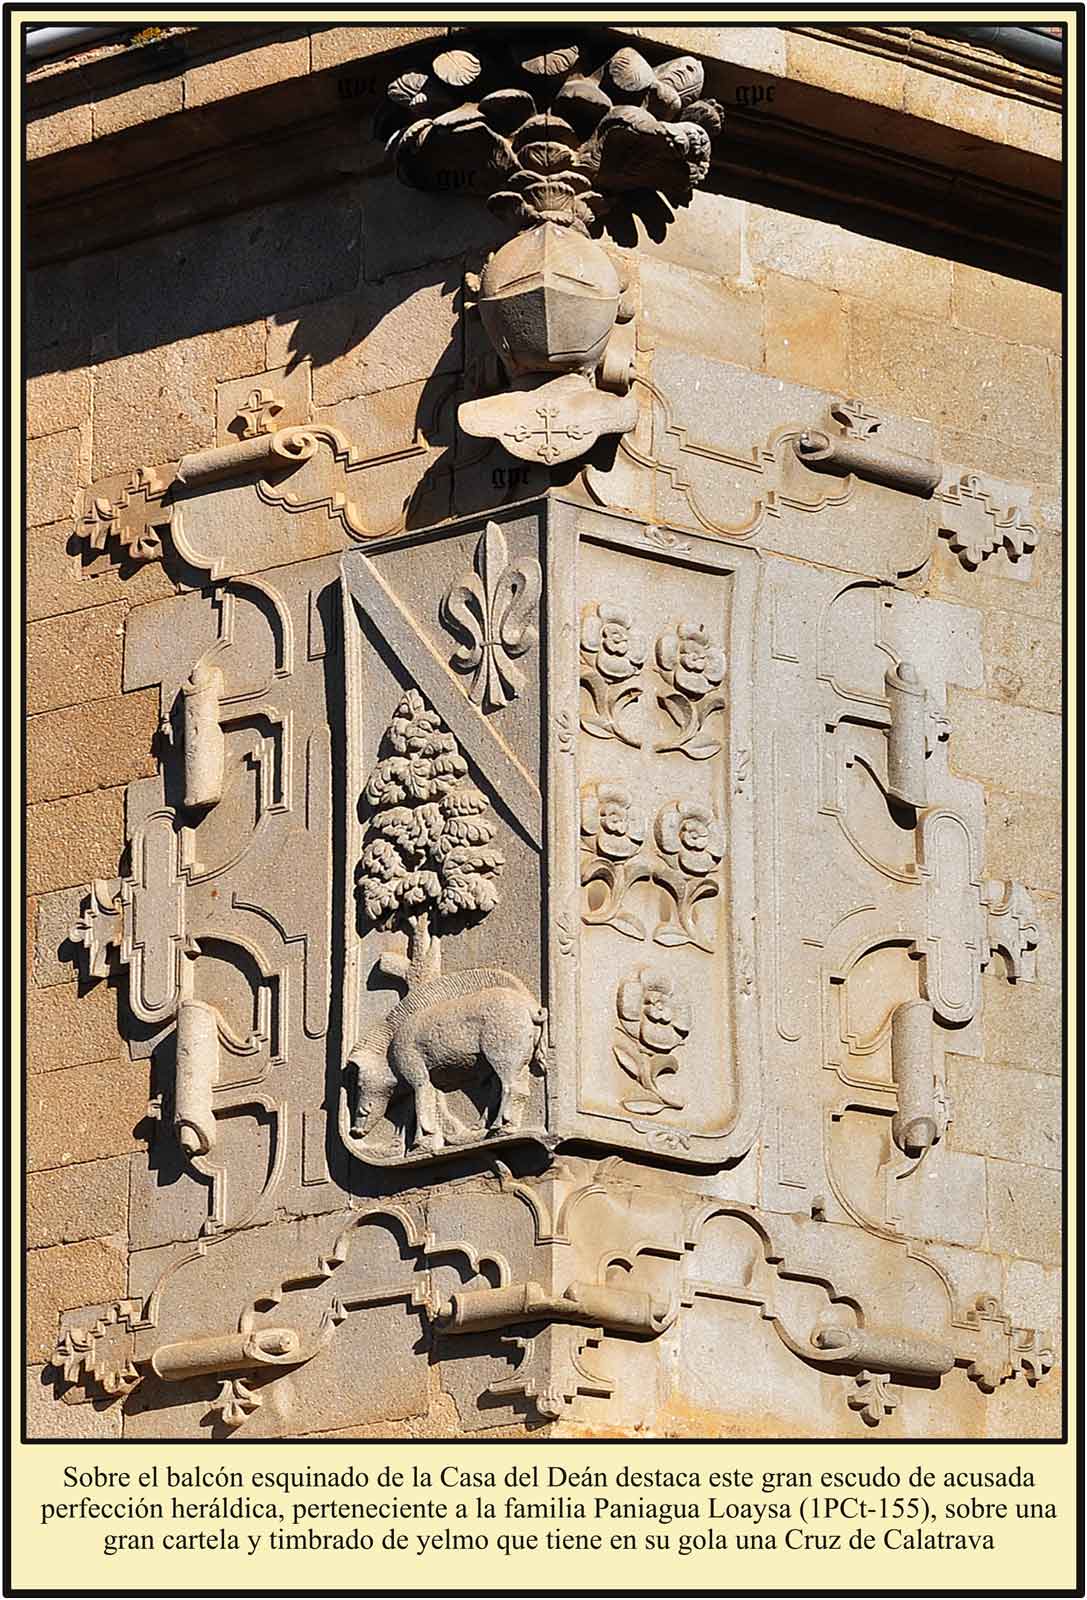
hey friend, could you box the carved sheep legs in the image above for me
[493,1006,547,1134]
[390,1042,447,1154]
[376,994,547,1155]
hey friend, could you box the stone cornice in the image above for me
[787,24,1063,109]
[25,23,1062,285]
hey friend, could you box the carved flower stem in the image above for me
[615,1043,685,1116]
[613,967,692,1115]
[580,855,652,941]
[580,667,643,747]
[654,688,725,759]
[651,867,719,953]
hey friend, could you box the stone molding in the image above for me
[73,384,1040,586]
[787,25,1063,108]
[26,25,1060,280]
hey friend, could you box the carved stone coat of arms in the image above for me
[339,500,759,1168]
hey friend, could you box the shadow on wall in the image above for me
[31,155,677,549]
[25,157,685,380]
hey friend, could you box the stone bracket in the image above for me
[935,473,1039,571]
[52,1172,1053,1431]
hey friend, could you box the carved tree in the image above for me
[357,689,504,985]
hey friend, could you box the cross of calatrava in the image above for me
[506,404,590,463]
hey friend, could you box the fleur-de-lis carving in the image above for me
[212,1377,261,1427]
[232,387,285,439]
[846,1369,900,1426]
[441,521,542,711]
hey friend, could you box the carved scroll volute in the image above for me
[182,661,225,810]
[884,662,929,809]
[174,998,221,1157]
[794,399,941,497]
[890,998,946,1156]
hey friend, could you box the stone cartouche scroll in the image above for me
[54,1159,1052,1433]
[75,414,440,579]
[582,375,1047,585]
[70,557,336,1239]
[55,486,1054,1431]
[757,563,1040,1270]
[57,425,1054,1435]
[378,39,723,464]
[793,397,942,498]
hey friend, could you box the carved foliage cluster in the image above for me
[357,688,504,929]
[379,40,723,233]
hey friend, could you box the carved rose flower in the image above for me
[617,968,691,1054]
[656,621,726,697]
[656,800,725,877]
[581,784,646,861]
[581,603,648,682]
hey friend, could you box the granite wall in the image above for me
[25,23,1062,1441]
